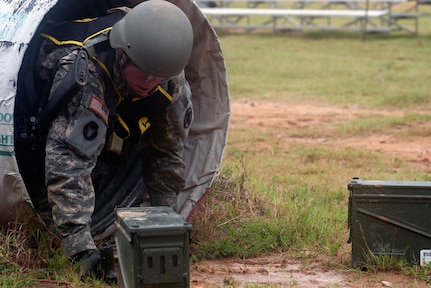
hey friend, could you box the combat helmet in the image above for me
[110,0,193,77]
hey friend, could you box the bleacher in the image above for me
[197,0,427,36]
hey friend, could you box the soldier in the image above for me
[32,0,193,279]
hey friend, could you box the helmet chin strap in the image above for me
[127,79,169,100]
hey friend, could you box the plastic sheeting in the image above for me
[0,0,230,235]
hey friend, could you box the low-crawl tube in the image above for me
[0,0,230,237]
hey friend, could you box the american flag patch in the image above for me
[89,96,109,124]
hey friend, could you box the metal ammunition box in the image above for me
[115,207,192,288]
[348,178,431,267]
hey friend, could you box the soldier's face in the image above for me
[122,58,164,97]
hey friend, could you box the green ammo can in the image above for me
[348,178,431,268]
[115,206,192,288]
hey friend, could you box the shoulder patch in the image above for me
[89,96,109,124]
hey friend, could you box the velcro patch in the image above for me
[89,96,109,124]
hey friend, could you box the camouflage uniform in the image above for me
[38,40,193,258]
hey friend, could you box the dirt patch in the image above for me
[229,99,431,170]
[191,253,428,287]
[189,99,431,288]
[192,254,346,287]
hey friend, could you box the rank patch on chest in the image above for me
[89,96,109,124]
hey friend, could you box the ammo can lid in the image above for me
[115,206,192,234]
[348,178,431,190]
[348,178,431,196]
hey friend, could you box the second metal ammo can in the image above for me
[348,178,431,267]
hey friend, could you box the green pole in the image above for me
[361,0,371,41]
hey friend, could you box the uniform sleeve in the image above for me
[143,71,193,209]
[43,47,108,258]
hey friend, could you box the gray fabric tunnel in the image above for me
[0,0,230,238]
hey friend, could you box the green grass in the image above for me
[336,113,431,137]
[221,8,431,108]
[225,33,431,107]
[0,226,109,287]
